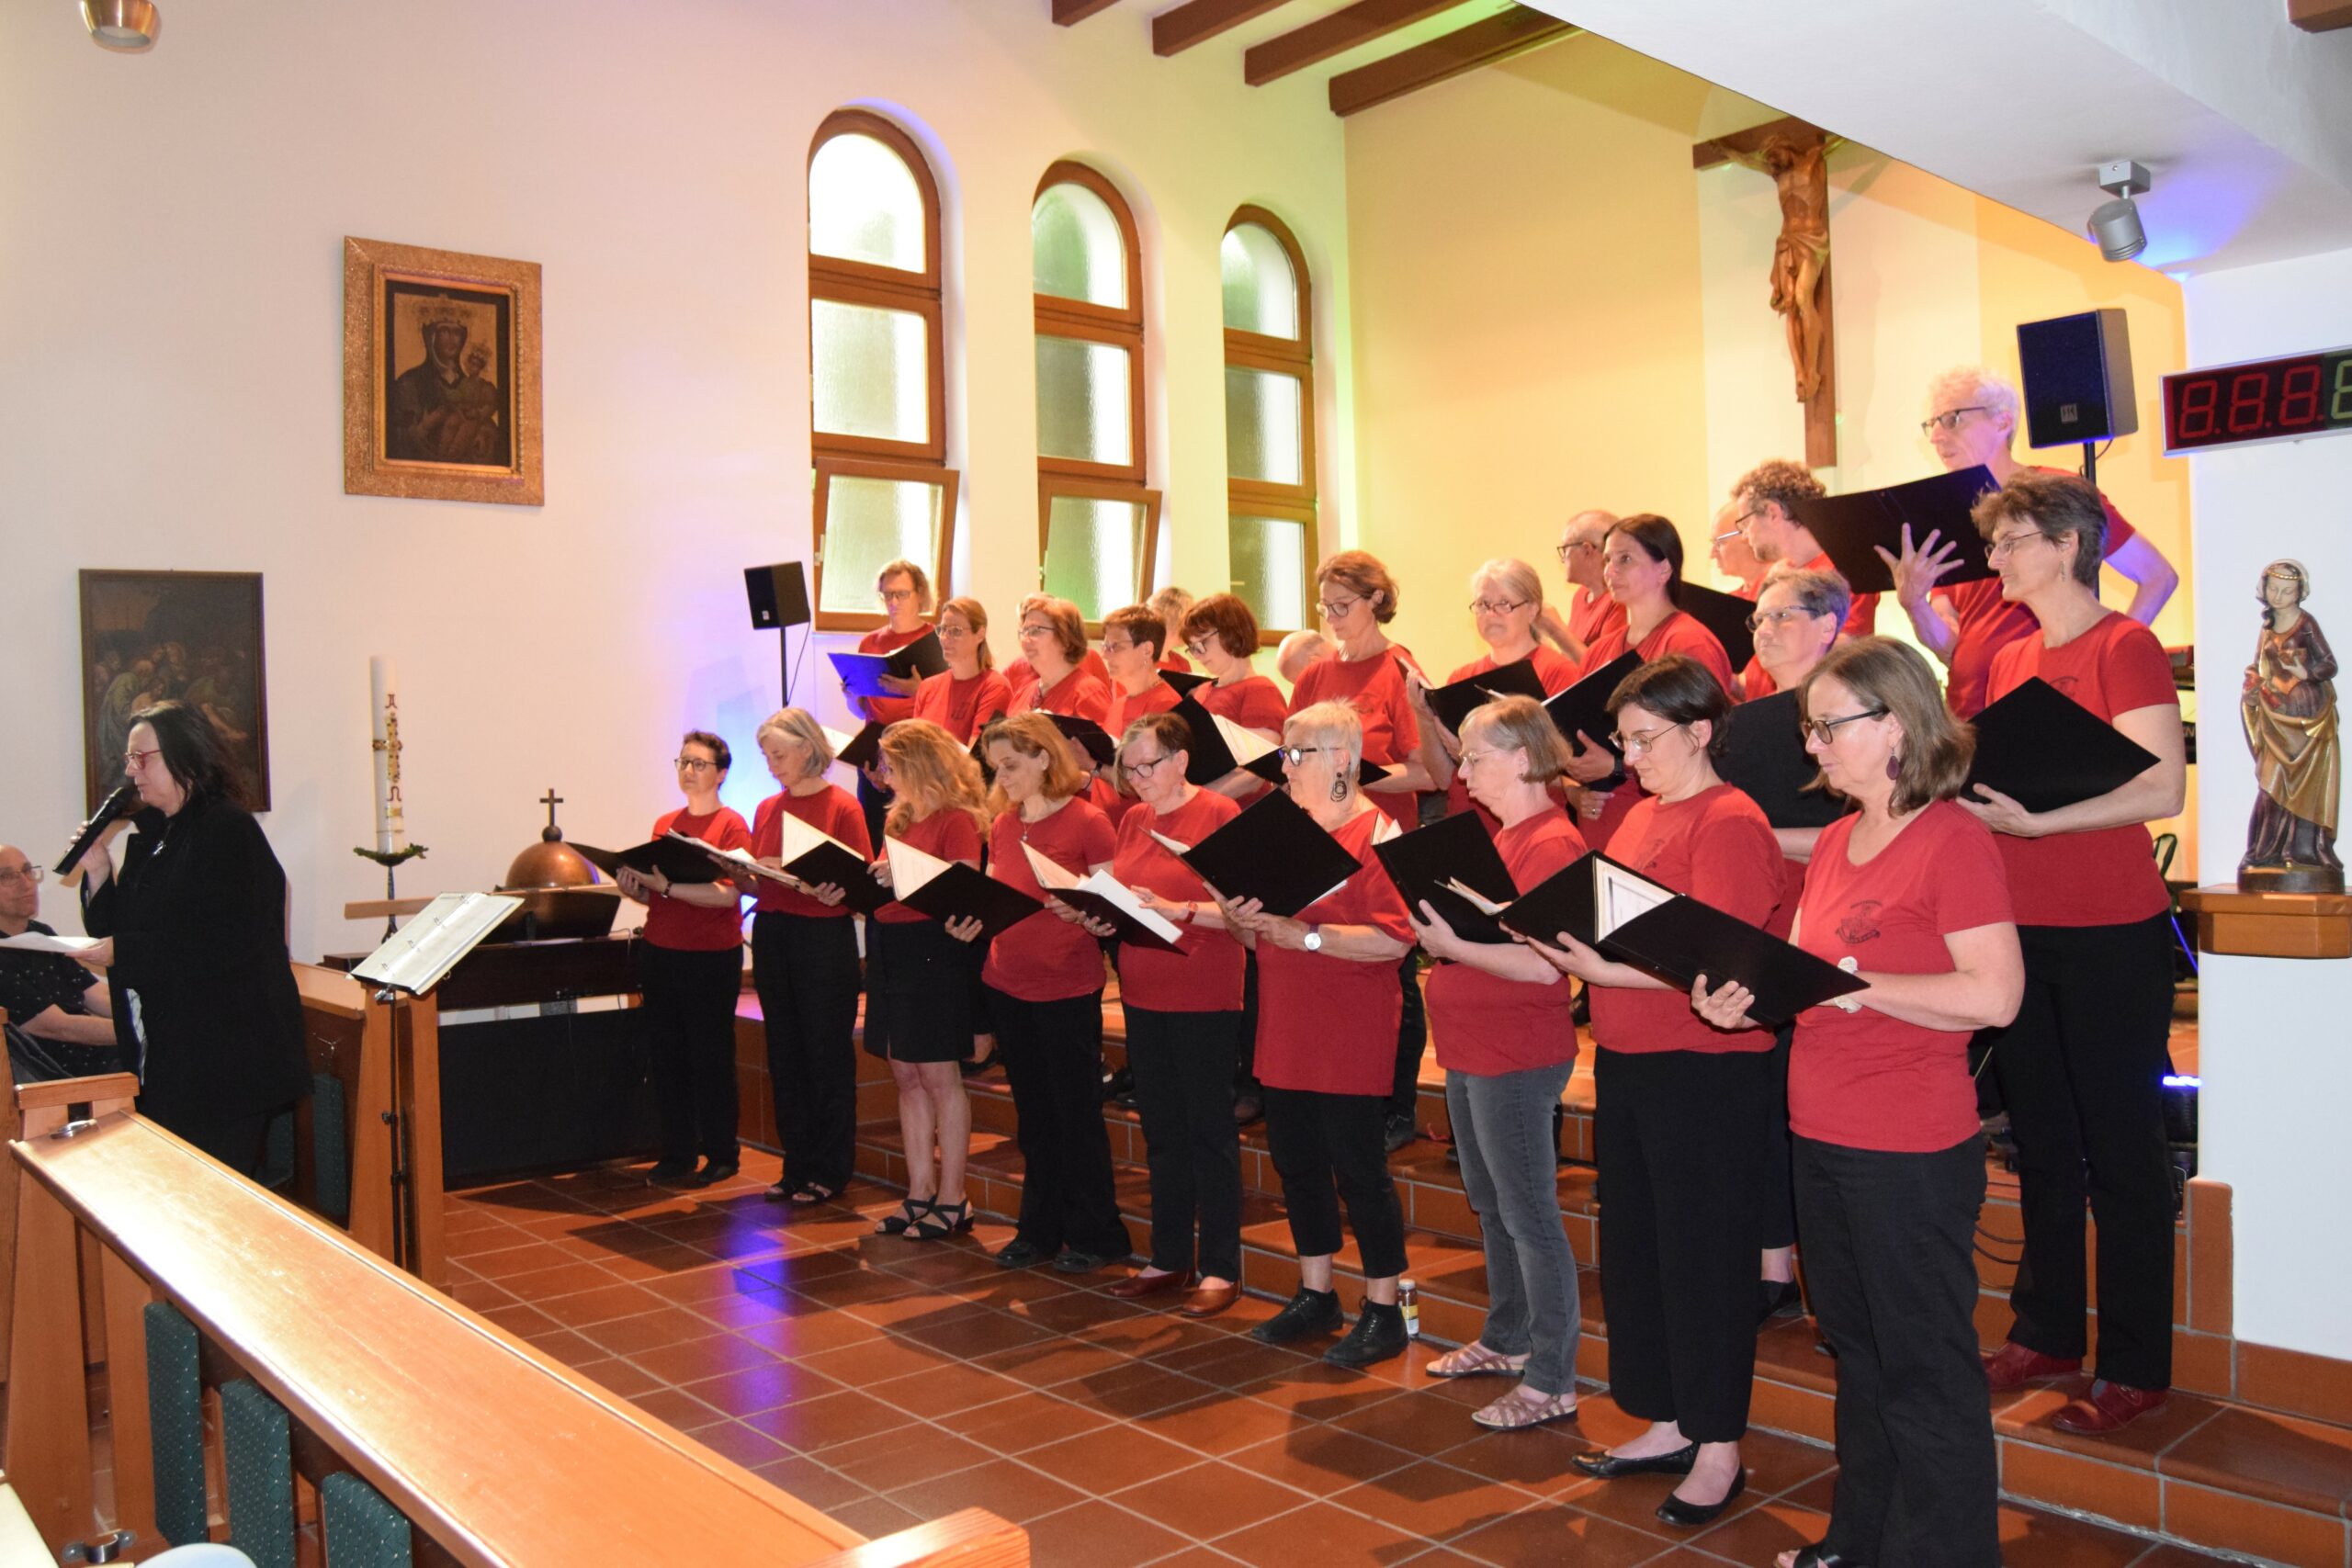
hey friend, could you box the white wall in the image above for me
[0,0,1352,962]
[2181,246,2352,1361]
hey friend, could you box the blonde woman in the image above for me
[910,596,1011,745]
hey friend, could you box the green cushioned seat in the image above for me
[144,1301,208,1547]
[220,1380,293,1568]
[321,1472,412,1568]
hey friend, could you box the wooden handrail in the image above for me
[6,1111,885,1567]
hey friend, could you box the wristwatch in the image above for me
[1303,925,1324,953]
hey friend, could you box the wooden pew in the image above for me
[292,961,447,1288]
[4,1081,1025,1567]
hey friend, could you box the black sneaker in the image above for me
[1251,1286,1342,1346]
[1383,1114,1418,1155]
[994,1238,1052,1269]
[1324,1302,1408,1368]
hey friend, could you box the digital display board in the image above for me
[2163,347,2352,454]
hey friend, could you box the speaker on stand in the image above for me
[2017,308,2137,487]
[743,561,812,707]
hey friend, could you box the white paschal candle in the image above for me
[369,656,407,853]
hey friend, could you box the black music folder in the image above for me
[1019,843,1185,953]
[764,814,890,914]
[1542,651,1641,778]
[1791,466,1999,597]
[882,836,1041,942]
[833,721,885,772]
[1967,676,2161,813]
[1423,657,1550,737]
[1674,581,1758,676]
[1049,713,1119,770]
[1716,691,1846,829]
[1164,789,1367,919]
[571,837,730,885]
[1373,811,1520,946]
[1500,852,1863,1026]
[1159,668,1213,698]
[829,630,948,699]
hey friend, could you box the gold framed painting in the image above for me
[343,236,543,505]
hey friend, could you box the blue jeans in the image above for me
[1447,1060,1580,1396]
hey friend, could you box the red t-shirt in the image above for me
[644,806,751,951]
[1937,471,2140,718]
[981,798,1116,1002]
[1983,611,2176,928]
[1580,610,1738,851]
[1006,649,1111,694]
[1566,589,1626,664]
[1103,677,1180,740]
[910,669,1012,745]
[1438,649,1582,822]
[1010,665,1112,725]
[1254,809,1417,1096]
[1589,784,1782,1055]
[1111,789,1245,1012]
[1289,649,1424,827]
[749,785,869,919]
[1425,809,1587,1076]
[855,625,932,727]
[874,808,983,925]
[1790,802,2013,1152]
[1196,673,1289,735]
[1159,649,1193,674]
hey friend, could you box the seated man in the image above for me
[0,841,119,1077]
[1890,366,2181,716]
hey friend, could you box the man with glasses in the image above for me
[1537,510,1623,666]
[1731,459,1878,641]
[1708,499,1769,601]
[1886,367,2179,716]
[0,843,119,1062]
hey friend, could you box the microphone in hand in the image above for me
[58,782,141,879]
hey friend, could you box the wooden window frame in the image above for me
[809,108,954,630]
[1036,476,1164,634]
[811,457,961,636]
[1223,207,1317,643]
[1035,161,1147,489]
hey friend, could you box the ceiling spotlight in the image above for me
[82,0,159,51]
[2087,159,2151,262]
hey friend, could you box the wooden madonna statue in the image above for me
[2239,558,2343,893]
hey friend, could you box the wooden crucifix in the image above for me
[1694,117,1843,469]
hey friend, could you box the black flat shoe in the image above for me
[1758,1278,1804,1325]
[1791,1547,1871,1568]
[683,1160,739,1189]
[1322,1302,1408,1369]
[1052,1247,1122,1274]
[645,1157,697,1185]
[1570,1442,1697,1481]
[994,1237,1051,1269]
[1252,1285,1342,1346]
[1655,1468,1745,1529]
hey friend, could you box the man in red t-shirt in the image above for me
[1883,367,2180,716]
[1733,458,1878,640]
[1536,508,1623,666]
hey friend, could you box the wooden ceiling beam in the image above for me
[1328,5,1577,116]
[1053,0,1123,21]
[1244,0,1464,86]
[1152,0,1299,56]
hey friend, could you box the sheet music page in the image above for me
[1074,870,1184,942]
[1148,830,1193,856]
[1594,862,1674,941]
[1212,711,1275,767]
[354,891,522,995]
[1441,877,1510,917]
[775,813,857,870]
[1020,840,1080,890]
[0,931,107,955]
[883,835,951,899]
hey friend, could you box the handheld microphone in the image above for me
[57,782,141,879]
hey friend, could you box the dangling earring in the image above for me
[1886,750,1902,781]
[1331,770,1351,802]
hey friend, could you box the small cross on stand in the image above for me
[539,788,565,842]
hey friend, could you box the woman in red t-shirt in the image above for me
[1521,657,1781,1529]
[846,558,937,848]
[1962,473,2188,1436]
[1569,516,1737,852]
[1696,638,2022,1568]
[1095,604,1182,829]
[1215,702,1417,1369]
[1407,696,1588,1431]
[910,596,1011,746]
[960,713,1128,1273]
[615,730,751,1189]
[865,721,992,1241]
[1408,557,1582,826]
[742,708,870,1206]
[1008,597,1111,725]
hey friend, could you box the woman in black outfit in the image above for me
[74,700,309,1179]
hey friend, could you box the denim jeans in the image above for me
[1447,1061,1581,1395]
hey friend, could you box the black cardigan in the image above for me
[82,796,310,1131]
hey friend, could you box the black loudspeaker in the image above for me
[743,561,810,630]
[2016,309,2138,447]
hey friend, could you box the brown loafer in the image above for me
[1108,1269,1196,1299]
[1178,1281,1238,1318]
[2051,1380,2168,1436]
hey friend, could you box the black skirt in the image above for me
[865,919,982,1063]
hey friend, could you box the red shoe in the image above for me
[1982,1340,2082,1390]
[2052,1380,2168,1436]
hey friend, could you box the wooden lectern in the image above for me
[290,964,447,1287]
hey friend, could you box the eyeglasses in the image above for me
[0,864,43,886]
[123,748,161,770]
[1609,724,1682,756]
[1984,529,2049,561]
[1746,605,1824,631]
[1467,598,1530,616]
[1314,595,1363,621]
[878,588,919,604]
[1278,744,1340,767]
[674,757,718,773]
[1711,528,1746,545]
[1799,708,1889,746]
[1456,749,1503,771]
[1017,621,1054,638]
[1183,637,1216,660]
[1101,638,1137,656]
[1920,406,1987,434]
[1123,752,1173,778]
[1553,540,1599,561]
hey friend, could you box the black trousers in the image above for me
[155,1106,276,1180]
[637,942,743,1168]
[1759,1023,1797,1251]
[1593,1046,1771,1444]
[854,770,889,867]
[1987,914,2177,1390]
[990,987,1129,1258]
[1125,1007,1244,1280]
[1387,955,1428,1122]
[752,912,861,1193]
[1798,1134,1999,1567]
[1234,952,1261,1096]
[1262,1085,1408,1277]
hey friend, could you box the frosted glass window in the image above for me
[1230,514,1308,630]
[1044,494,1148,623]
[1033,182,1127,309]
[809,133,926,273]
[1225,368,1304,486]
[1036,336,1131,466]
[812,299,928,444]
[819,475,943,616]
[1221,224,1298,339]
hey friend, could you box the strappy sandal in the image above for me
[875,1197,931,1236]
[908,1198,971,1240]
[1428,1341,1530,1379]
[1472,1386,1579,1429]
[788,1180,840,1206]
